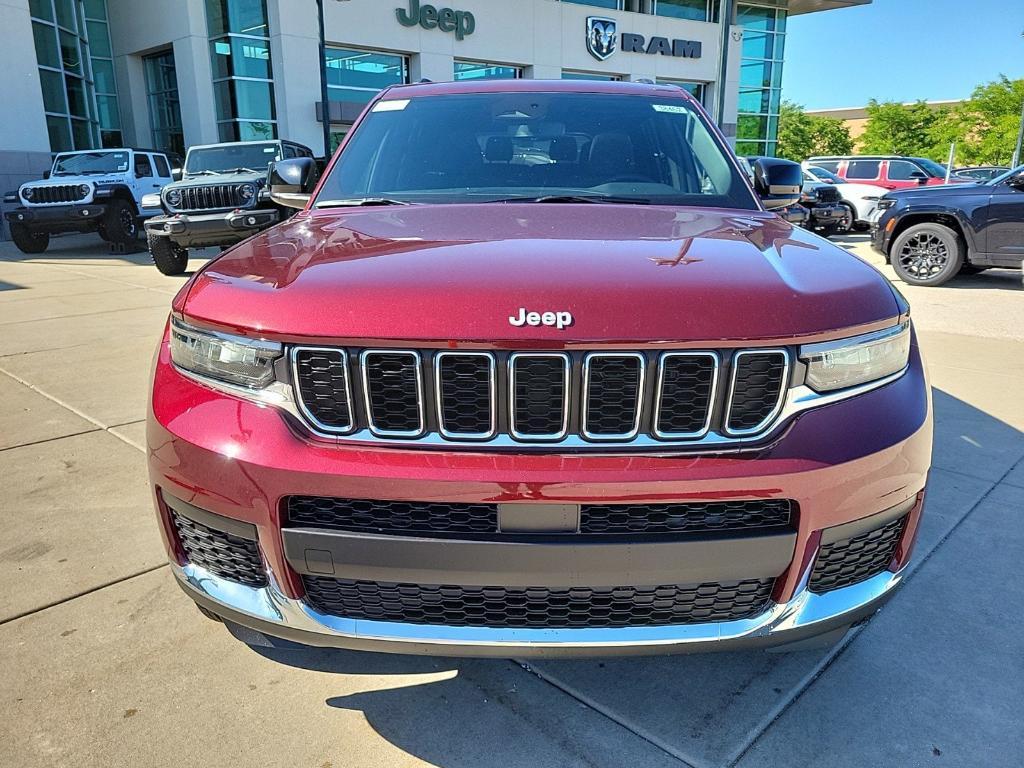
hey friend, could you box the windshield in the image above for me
[914,158,948,178]
[184,143,281,175]
[806,166,845,184]
[316,92,757,209]
[52,151,130,176]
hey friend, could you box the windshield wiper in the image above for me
[315,198,416,208]
[188,170,220,176]
[488,194,652,205]
[221,167,260,174]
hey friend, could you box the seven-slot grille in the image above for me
[170,183,249,211]
[302,576,776,628]
[290,347,790,446]
[23,184,88,204]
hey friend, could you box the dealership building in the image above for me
[0,0,866,215]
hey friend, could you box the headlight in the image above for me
[166,188,182,207]
[141,193,162,209]
[78,183,90,197]
[22,187,34,201]
[876,198,896,211]
[170,318,282,389]
[237,183,256,202]
[799,322,911,393]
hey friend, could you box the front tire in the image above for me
[9,222,49,254]
[890,222,964,287]
[103,198,138,245]
[148,232,188,275]
[836,202,857,234]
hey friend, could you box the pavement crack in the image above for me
[515,660,703,768]
[0,563,169,627]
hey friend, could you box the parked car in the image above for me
[808,155,968,190]
[3,148,173,253]
[746,156,842,233]
[802,163,887,231]
[952,166,1010,182]
[149,80,931,658]
[872,165,1024,286]
[144,139,316,275]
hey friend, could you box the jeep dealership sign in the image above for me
[586,16,702,62]
[396,0,476,40]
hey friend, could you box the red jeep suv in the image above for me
[148,81,931,657]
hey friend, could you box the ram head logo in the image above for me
[586,16,617,61]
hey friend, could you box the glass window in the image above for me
[145,49,185,155]
[59,29,83,74]
[210,36,271,79]
[737,4,786,155]
[134,153,153,178]
[914,157,947,177]
[29,0,53,21]
[218,120,276,142]
[562,72,619,81]
[95,94,118,128]
[454,61,521,81]
[815,160,840,173]
[46,115,72,152]
[64,74,88,117]
[83,0,107,19]
[846,160,881,180]
[325,48,408,105]
[205,0,269,37]
[70,117,94,150]
[214,79,275,122]
[655,0,709,21]
[741,31,774,60]
[737,4,775,32]
[886,160,922,181]
[85,20,110,57]
[92,57,115,93]
[38,69,67,112]
[154,154,171,177]
[317,92,757,210]
[32,22,59,68]
[658,80,706,104]
[561,0,621,8]
[185,141,280,173]
[53,0,75,30]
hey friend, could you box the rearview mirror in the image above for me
[749,157,802,210]
[269,157,319,209]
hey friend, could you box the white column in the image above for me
[0,0,50,154]
[267,0,323,151]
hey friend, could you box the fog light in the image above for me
[81,209,90,216]
[247,216,256,226]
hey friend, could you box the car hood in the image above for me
[180,204,900,343]
[884,182,986,200]
[173,171,265,188]
[836,182,888,198]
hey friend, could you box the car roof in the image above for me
[54,147,168,155]
[381,78,698,102]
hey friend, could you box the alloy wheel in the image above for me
[897,232,948,279]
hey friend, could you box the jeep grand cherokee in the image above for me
[148,81,932,657]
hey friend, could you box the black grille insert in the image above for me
[285,496,795,538]
[294,349,352,431]
[303,577,775,628]
[362,351,423,435]
[511,354,569,438]
[171,512,266,587]
[437,353,494,437]
[26,184,88,204]
[656,354,717,436]
[809,515,907,593]
[287,497,497,536]
[174,183,248,211]
[584,354,643,437]
[581,499,793,535]
[727,351,788,432]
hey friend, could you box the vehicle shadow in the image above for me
[239,387,1024,768]
[0,233,152,265]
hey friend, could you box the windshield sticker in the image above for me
[652,104,689,114]
[264,147,276,153]
[372,99,410,113]
[117,163,128,171]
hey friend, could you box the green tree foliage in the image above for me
[776,101,853,161]
[859,100,943,157]
[857,77,1024,165]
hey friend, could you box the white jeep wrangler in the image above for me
[3,148,174,254]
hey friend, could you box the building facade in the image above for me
[0,0,867,218]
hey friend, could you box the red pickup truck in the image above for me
[148,81,931,657]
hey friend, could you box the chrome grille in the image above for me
[171,183,248,212]
[290,346,790,447]
[23,184,88,205]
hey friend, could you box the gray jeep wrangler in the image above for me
[144,139,315,275]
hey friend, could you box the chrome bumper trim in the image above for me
[172,560,905,656]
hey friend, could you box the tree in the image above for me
[932,76,1024,165]
[776,101,853,161]
[858,100,944,157]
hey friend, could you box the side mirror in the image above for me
[42,170,51,180]
[172,169,183,182]
[750,157,802,210]
[268,157,318,209]
[1007,172,1024,190]
[909,170,928,185]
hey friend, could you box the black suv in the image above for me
[872,166,1024,286]
[145,140,315,275]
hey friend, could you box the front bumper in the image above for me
[144,208,279,248]
[4,203,106,233]
[148,328,932,657]
[807,202,844,228]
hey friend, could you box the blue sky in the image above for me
[781,0,1024,110]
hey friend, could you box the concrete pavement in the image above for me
[1,232,1021,767]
